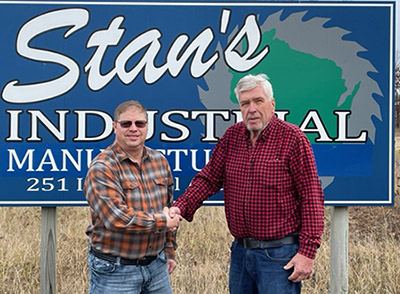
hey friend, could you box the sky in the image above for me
[397,1,399,59]
[396,0,399,55]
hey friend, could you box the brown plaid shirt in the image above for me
[85,143,176,260]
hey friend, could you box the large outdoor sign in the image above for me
[0,1,395,206]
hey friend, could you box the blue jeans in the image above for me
[229,241,301,294]
[88,251,172,294]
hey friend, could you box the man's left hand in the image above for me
[167,259,177,274]
[283,253,314,283]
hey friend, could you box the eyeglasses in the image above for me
[115,120,147,128]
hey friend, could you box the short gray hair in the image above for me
[234,74,274,101]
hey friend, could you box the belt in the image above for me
[90,247,157,266]
[235,235,299,249]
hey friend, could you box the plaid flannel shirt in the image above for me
[85,143,176,260]
[174,115,324,259]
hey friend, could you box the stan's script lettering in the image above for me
[2,8,269,103]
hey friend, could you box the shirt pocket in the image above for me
[153,177,173,187]
[121,181,142,209]
[153,177,172,207]
[258,160,291,192]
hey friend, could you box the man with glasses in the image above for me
[84,100,181,294]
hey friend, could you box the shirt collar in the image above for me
[240,114,278,141]
[112,142,150,163]
[260,114,278,141]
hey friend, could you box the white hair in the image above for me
[234,74,274,101]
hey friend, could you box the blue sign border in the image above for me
[0,0,395,206]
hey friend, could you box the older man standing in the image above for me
[170,74,324,293]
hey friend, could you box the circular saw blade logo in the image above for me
[200,10,382,145]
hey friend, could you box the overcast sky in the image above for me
[395,0,399,54]
[396,0,399,57]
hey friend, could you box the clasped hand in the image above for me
[163,207,182,232]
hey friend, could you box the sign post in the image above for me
[330,206,349,294]
[40,207,57,294]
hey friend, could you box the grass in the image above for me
[1,143,400,293]
[1,199,400,293]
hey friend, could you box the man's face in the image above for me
[238,84,275,135]
[113,107,148,153]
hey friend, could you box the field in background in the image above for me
[1,138,400,293]
[1,198,400,293]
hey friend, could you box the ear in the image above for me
[271,98,276,110]
[113,121,117,134]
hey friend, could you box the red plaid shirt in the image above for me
[85,143,176,260]
[174,115,324,259]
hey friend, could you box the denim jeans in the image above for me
[88,251,172,294]
[229,240,301,294]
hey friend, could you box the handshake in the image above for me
[163,207,182,231]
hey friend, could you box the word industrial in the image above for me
[5,109,368,143]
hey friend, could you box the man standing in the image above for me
[85,100,181,294]
[170,74,324,293]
